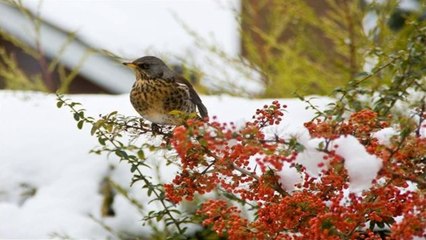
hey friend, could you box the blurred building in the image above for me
[0,0,239,94]
[0,2,134,93]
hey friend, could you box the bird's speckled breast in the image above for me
[130,79,195,124]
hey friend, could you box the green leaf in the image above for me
[353,71,370,80]
[77,120,84,129]
[321,218,333,229]
[90,125,98,136]
[137,150,145,160]
[108,111,118,117]
[169,110,183,116]
[105,123,113,133]
[318,141,325,150]
[98,137,106,145]
[73,112,80,121]
[369,220,376,230]
[169,209,181,214]
[69,102,81,107]
[115,149,128,159]
[56,101,63,108]
[386,217,395,225]
[78,111,85,118]
[130,164,138,173]
[295,143,305,152]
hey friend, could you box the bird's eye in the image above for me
[138,63,149,69]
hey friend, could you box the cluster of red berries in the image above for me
[164,105,425,239]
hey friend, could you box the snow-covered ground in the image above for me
[0,90,391,238]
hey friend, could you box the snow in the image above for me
[278,163,303,193]
[294,134,328,177]
[279,134,384,193]
[0,92,145,238]
[279,131,327,192]
[0,90,388,238]
[373,127,398,146]
[333,135,383,192]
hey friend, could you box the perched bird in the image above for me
[123,56,208,126]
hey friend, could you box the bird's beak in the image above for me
[123,62,137,68]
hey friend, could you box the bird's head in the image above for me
[123,56,174,80]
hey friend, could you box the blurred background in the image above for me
[1,0,424,98]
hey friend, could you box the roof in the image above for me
[0,2,133,93]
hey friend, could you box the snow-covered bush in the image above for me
[57,24,426,239]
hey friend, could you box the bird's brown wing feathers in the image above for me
[174,76,208,119]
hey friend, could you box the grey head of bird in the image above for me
[123,56,175,80]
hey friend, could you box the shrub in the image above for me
[58,26,426,239]
[57,22,426,240]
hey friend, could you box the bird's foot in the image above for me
[151,123,162,135]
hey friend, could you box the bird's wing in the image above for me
[174,76,208,118]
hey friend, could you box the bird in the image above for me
[123,56,208,127]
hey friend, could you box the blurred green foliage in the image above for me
[241,0,426,97]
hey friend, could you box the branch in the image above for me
[415,97,425,138]
[201,146,289,197]
[56,94,185,234]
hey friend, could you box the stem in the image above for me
[232,163,260,181]
[201,146,289,197]
[134,167,185,234]
[30,2,55,92]
[415,97,425,138]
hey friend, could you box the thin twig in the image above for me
[57,95,185,234]
[415,97,425,138]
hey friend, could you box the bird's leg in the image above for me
[151,123,162,135]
